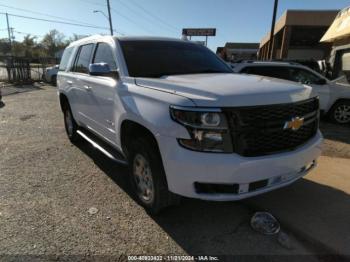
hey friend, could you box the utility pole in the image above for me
[267,0,278,60]
[10,27,15,41]
[5,13,12,50]
[106,0,114,35]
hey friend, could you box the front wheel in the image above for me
[329,100,350,125]
[127,137,180,214]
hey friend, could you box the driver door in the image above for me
[83,42,118,144]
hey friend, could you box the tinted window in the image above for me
[241,66,290,80]
[119,40,232,78]
[241,65,324,85]
[73,44,94,74]
[288,68,322,85]
[93,43,117,70]
[59,47,73,71]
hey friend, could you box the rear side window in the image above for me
[73,44,94,74]
[93,43,117,70]
[288,68,322,85]
[59,47,73,71]
[241,66,290,81]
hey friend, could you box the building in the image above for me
[216,47,226,60]
[259,10,338,61]
[320,6,350,80]
[224,42,259,62]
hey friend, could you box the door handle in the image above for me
[83,85,92,91]
[67,80,73,85]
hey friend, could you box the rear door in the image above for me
[70,43,96,127]
[83,42,118,143]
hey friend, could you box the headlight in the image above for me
[170,106,233,153]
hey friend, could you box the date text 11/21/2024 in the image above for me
[127,255,219,261]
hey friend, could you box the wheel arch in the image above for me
[120,120,161,157]
[59,93,69,112]
[328,98,350,114]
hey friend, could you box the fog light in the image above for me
[203,132,223,142]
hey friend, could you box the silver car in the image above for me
[43,65,59,86]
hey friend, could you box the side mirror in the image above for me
[89,63,119,79]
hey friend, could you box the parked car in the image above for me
[58,35,322,213]
[233,61,350,125]
[43,65,59,86]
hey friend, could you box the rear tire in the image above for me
[63,103,80,143]
[52,75,57,86]
[127,136,180,214]
[329,100,350,125]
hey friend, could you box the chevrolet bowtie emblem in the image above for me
[284,117,304,131]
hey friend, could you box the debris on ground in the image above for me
[250,211,280,235]
[88,207,99,215]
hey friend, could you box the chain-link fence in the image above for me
[0,56,59,84]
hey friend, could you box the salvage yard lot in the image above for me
[0,85,350,261]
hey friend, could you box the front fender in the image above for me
[115,82,194,146]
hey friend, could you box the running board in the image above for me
[77,130,128,165]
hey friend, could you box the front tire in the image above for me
[63,104,80,142]
[127,137,180,214]
[329,100,350,125]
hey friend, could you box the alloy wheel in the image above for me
[133,154,154,204]
[334,104,350,124]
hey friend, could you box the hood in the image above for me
[135,73,314,107]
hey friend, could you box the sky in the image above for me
[0,0,349,51]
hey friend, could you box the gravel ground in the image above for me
[320,122,350,159]
[0,86,347,261]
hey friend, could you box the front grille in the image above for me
[224,98,319,157]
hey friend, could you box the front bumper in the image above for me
[157,131,323,200]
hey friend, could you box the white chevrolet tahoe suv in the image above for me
[58,35,323,213]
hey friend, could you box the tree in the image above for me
[40,30,67,57]
[0,39,11,55]
[69,34,88,42]
[0,30,80,58]
[22,34,37,58]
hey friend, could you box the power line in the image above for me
[110,8,155,34]
[0,12,112,31]
[81,0,169,35]
[114,0,178,34]
[0,3,99,27]
[127,0,179,32]
[13,30,45,38]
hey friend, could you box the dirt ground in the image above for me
[320,121,350,159]
[0,86,349,261]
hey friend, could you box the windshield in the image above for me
[119,40,232,78]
